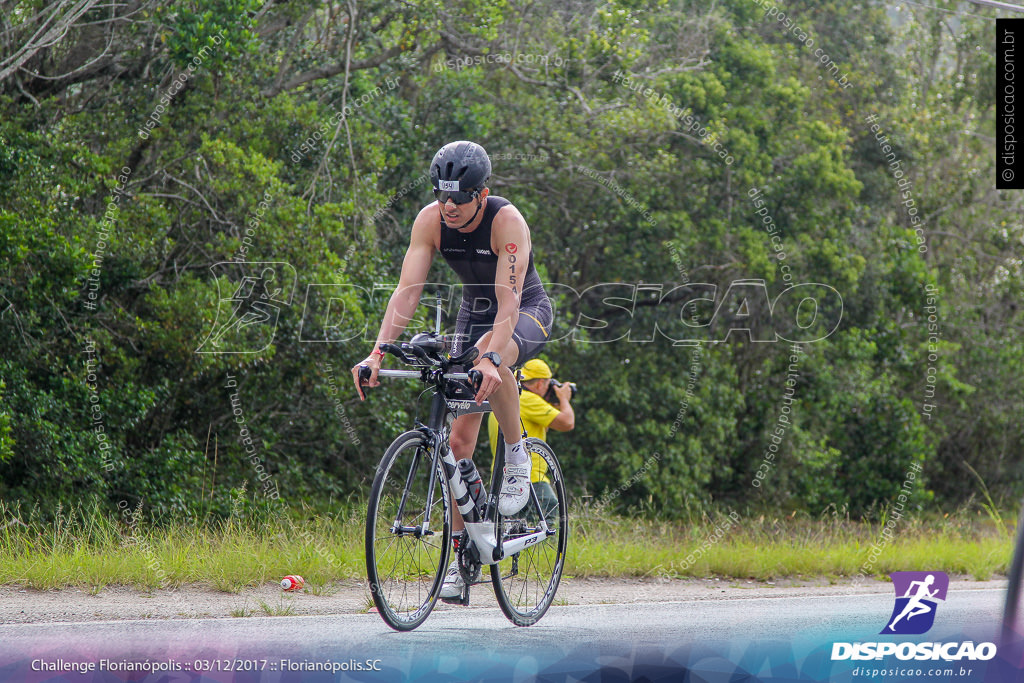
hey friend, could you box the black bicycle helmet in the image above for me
[430,141,491,193]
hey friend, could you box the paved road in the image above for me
[0,588,1010,682]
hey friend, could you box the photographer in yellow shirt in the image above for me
[488,358,574,517]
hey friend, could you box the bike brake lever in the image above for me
[357,364,373,399]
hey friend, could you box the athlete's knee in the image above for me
[473,330,493,349]
[448,432,476,457]
[499,338,521,366]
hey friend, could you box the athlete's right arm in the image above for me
[351,206,437,399]
[547,382,576,431]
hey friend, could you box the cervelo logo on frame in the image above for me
[882,571,948,635]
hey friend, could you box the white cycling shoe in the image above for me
[439,560,464,599]
[498,463,532,516]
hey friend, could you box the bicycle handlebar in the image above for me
[357,366,483,399]
[379,342,415,364]
[449,346,479,366]
[374,369,471,380]
[406,343,432,363]
[357,339,483,393]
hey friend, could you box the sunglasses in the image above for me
[433,188,480,205]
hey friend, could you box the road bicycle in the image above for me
[358,306,568,631]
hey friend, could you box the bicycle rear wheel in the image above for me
[366,430,451,631]
[491,437,568,626]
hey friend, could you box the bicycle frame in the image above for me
[376,367,552,564]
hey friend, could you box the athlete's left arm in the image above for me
[485,205,532,358]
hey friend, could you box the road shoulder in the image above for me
[0,576,1006,624]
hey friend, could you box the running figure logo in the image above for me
[196,262,296,353]
[881,571,949,635]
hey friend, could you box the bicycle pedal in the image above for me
[440,588,471,606]
[440,581,471,606]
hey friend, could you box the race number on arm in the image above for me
[487,205,531,354]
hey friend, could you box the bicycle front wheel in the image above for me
[491,437,568,626]
[366,430,451,631]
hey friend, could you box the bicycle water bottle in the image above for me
[458,458,486,520]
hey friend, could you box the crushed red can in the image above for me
[280,575,304,591]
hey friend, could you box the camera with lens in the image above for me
[543,379,577,405]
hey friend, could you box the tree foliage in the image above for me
[0,0,1020,520]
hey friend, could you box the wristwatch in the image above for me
[482,351,502,368]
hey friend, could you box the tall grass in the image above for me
[567,503,1013,581]
[0,499,365,591]
[0,499,1014,590]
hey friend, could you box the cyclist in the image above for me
[487,358,574,518]
[351,140,553,600]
